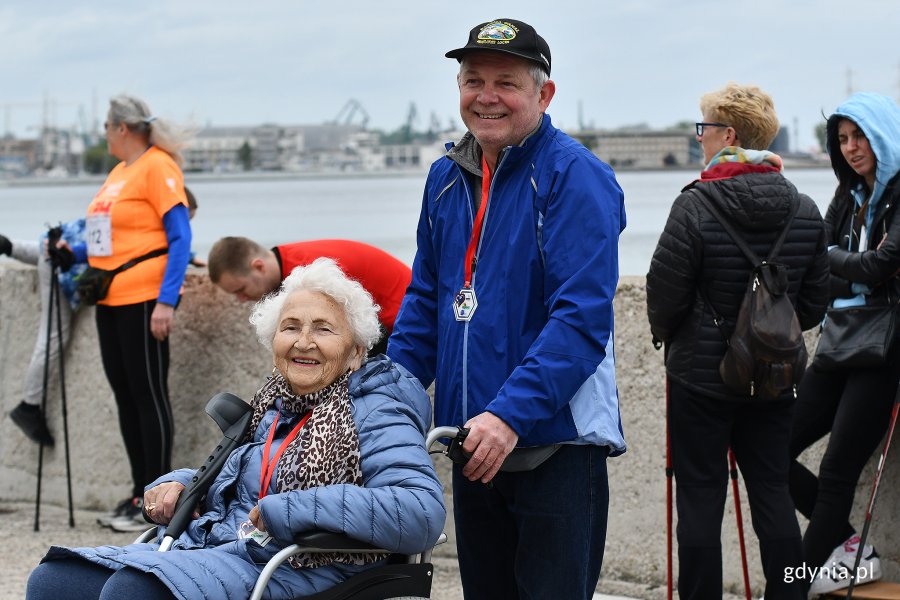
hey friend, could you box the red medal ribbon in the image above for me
[463,155,493,288]
[258,409,312,500]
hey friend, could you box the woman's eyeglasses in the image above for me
[695,122,730,136]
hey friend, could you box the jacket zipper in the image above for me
[457,152,504,422]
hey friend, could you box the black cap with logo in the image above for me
[445,18,551,75]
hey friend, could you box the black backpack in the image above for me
[700,195,807,400]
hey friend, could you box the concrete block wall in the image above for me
[0,265,896,595]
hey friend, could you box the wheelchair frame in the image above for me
[137,394,457,600]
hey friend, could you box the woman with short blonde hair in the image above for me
[647,82,829,598]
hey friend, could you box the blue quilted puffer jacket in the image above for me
[42,357,446,599]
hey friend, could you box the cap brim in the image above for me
[445,47,472,60]
[445,47,549,74]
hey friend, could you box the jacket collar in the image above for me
[445,114,550,178]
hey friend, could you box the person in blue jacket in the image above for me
[26,258,446,600]
[789,93,900,595]
[387,17,626,600]
[3,219,87,446]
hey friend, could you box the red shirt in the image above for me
[274,240,411,331]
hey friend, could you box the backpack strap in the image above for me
[697,188,800,266]
[111,247,169,275]
[689,185,800,338]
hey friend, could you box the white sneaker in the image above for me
[109,497,151,532]
[97,497,137,527]
[809,534,882,595]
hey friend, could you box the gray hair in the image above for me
[459,55,549,91]
[108,94,187,166]
[249,257,382,355]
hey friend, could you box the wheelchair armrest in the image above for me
[292,530,387,553]
[249,534,389,600]
[133,527,157,544]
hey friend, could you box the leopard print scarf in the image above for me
[247,371,385,568]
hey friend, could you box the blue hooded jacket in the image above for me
[825,93,900,308]
[829,93,900,238]
[42,358,446,600]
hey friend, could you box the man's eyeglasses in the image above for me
[695,122,730,137]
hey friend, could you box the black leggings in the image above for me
[96,301,174,498]
[789,347,900,570]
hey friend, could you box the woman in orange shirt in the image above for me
[84,95,192,532]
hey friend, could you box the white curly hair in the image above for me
[249,257,382,355]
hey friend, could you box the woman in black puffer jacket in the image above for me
[788,93,900,596]
[646,82,829,600]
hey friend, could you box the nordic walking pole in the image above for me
[728,448,751,600]
[34,259,57,532]
[655,334,674,600]
[846,381,900,600]
[665,376,673,600]
[53,271,75,527]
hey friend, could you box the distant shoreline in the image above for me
[0,160,831,189]
[0,169,428,189]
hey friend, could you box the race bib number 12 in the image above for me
[86,213,112,257]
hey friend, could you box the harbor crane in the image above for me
[331,99,370,129]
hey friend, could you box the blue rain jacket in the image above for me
[388,114,627,452]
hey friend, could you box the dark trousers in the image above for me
[96,301,174,498]
[452,444,609,600]
[789,350,900,570]
[669,379,805,600]
[27,559,175,600]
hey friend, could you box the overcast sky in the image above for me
[2,0,897,152]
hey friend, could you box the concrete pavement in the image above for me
[1,500,671,600]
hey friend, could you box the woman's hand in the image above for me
[143,481,186,525]
[150,302,176,341]
[248,505,268,532]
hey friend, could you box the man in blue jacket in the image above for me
[387,17,626,600]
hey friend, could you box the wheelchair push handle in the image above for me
[157,392,253,551]
[426,425,562,473]
[427,426,473,466]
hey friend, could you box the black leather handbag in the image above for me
[812,303,898,370]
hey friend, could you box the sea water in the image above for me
[0,168,837,276]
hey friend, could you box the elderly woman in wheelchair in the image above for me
[27,258,446,600]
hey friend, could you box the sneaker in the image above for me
[10,402,55,446]
[110,497,152,532]
[809,534,882,595]
[97,497,136,527]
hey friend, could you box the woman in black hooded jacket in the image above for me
[788,92,900,595]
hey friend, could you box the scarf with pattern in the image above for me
[247,371,385,569]
[704,146,784,171]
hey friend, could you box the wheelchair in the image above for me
[135,393,458,600]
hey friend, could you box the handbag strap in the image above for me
[111,247,168,275]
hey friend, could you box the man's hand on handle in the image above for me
[461,412,518,483]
